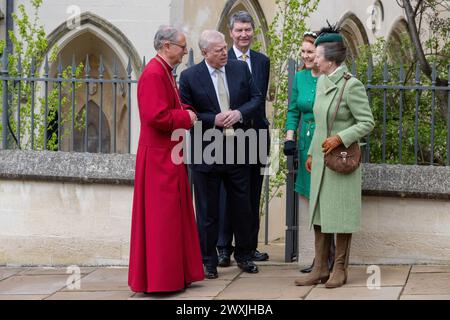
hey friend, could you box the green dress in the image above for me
[285,69,318,198]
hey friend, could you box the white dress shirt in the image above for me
[233,45,252,73]
[204,61,243,123]
[205,61,230,109]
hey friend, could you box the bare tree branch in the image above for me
[428,0,450,12]
[396,0,405,9]
[413,0,424,16]
[401,0,447,121]
[403,1,430,72]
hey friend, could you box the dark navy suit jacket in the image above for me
[179,59,263,172]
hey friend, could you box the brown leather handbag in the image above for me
[324,73,361,174]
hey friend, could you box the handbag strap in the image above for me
[327,72,352,137]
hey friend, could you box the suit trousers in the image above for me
[217,129,270,252]
[193,164,253,267]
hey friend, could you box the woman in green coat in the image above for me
[294,27,375,289]
[284,31,335,274]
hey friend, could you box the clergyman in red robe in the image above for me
[128,25,204,293]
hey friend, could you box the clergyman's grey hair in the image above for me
[198,30,225,51]
[229,11,255,30]
[154,25,181,51]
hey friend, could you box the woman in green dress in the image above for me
[285,32,319,197]
[284,32,334,274]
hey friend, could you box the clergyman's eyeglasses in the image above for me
[170,42,187,50]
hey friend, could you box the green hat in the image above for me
[314,33,343,46]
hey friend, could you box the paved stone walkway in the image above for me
[1,244,450,300]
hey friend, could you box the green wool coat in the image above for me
[308,65,375,233]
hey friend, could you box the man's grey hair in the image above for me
[198,30,225,51]
[229,11,255,30]
[154,25,181,51]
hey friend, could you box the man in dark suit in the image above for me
[217,11,271,267]
[179,30,263,279]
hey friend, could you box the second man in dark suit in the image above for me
[179,30,263,279]
[217,11,271,267]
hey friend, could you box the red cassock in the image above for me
[128,55,204,293]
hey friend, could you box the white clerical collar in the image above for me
[328,64,344,77]
[233,45,251,60]
[157,54,174,69]
[205,61,225,75]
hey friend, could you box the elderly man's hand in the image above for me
[187,110,197,126]
[215,113,227,127]
[322,135,342,155]
[223,110,242,128]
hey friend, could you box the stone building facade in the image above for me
[0,0,414,154]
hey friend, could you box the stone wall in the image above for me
[0,151,134,266]
[297,164,450,266]
[298,196,450,266]
[1,150,449,266]
[0,181,132,266]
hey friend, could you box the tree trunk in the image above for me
[402,0,448,120]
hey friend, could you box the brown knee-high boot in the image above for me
[325,233,352,289]
[295,225,332,286]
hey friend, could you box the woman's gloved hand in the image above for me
[321,135,342,155]
[283,140,297,156]
[305,155,312,173]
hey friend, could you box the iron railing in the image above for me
[0,49,141,153]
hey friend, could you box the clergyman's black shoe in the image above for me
[204,266,218,279]
[251,250,269,261]
[218,253,231,267]
[237,260,259,273]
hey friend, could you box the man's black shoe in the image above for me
[300,259,314,273]
[300,265,314,273]
[251,250,269,261]
[237,260,259,273]
[218,253,231,267]
[204,266,218,279]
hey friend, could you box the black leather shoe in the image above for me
[300,258,314,273]
[237,260,259,273]
[204,266,218,279]
[218,253,231,267]
[251,250,269,261]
